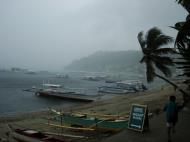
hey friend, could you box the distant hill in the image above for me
[64,50,145,74]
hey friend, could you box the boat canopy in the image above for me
[43,83,62,88]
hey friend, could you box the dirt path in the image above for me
[102,104,190,142]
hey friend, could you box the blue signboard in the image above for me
[128,104,147,131]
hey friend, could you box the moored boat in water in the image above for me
[98,86,130,94]
[35,83,96,102]
[98,80,147,94]
[37,90,96,102]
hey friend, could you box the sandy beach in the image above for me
[0,85,189,142]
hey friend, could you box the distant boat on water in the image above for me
[82,75,108,81]
[24,70,37,75]
[42,83,63,89]
[98,86,130,94]
[116,80,147,91]
[55,74,69,79]
[98,80,147,94]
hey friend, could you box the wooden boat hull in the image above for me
[11,132,41,142]
[8,124,68,142]
[62,114,128,132]
[96,119,129,132]
[37,91,95,102]
[49,110,129,133]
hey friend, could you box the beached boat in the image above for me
[8,124,69,142]
[48,109,129,133]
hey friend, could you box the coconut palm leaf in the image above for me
[174,61,190,65]
[153,59,172,77]
[152,56,174,66]
[140,56,146,63]
[177,65,190,69]
[137,31,146,50]
[176,0,190,13]
[146,59,155,82]
[153,35,173,48]
[153,48,176,54]
[146,27,162,49]
[175,19,190,47]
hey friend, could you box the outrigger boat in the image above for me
[47,109,129,133]
[98,80,147,94]
[35,83,96,102]
[8,124,86,142]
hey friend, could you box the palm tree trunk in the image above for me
[155,73,189,105]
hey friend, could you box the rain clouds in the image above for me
[0,0,187,71]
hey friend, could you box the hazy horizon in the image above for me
[0,0,187,71]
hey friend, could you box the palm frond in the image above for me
[178,72,190,76]
[177,65,190,69]
[146,60,155,82]
[153,35,173,48]
[153,48,175,55]
[175,19,190,48]
[137,31,146,52]
[154,61,172,77]
[146,27,162,49]
[174,61,190,65]
[184,68,190,72]
[140,56,146,63]
[174,22,185,31]
[176,0,190,13]
[153,55,174,66]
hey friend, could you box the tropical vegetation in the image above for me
[137,0,190,105]
[173,0,190,95]
[137,28,183,90]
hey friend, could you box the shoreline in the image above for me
[0,85,182,122]
[0,85,184,141]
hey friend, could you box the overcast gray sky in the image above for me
[0,0,187,71]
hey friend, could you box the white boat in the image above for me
[36,83,96,102]
[98,80,147,94]
[116,80,147,91]
[98,86,130,94]
[42,83,63,88]
[55,74,69,79]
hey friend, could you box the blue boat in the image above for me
[48,109,129,133]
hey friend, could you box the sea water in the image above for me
[0,71,103,116]
[0,71,164,116]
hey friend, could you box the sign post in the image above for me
[128,104,149,132]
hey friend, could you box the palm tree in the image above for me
[176,0,190,13]
[173,1,190,101]
[172,0,190,90]
[137,27,188,96]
